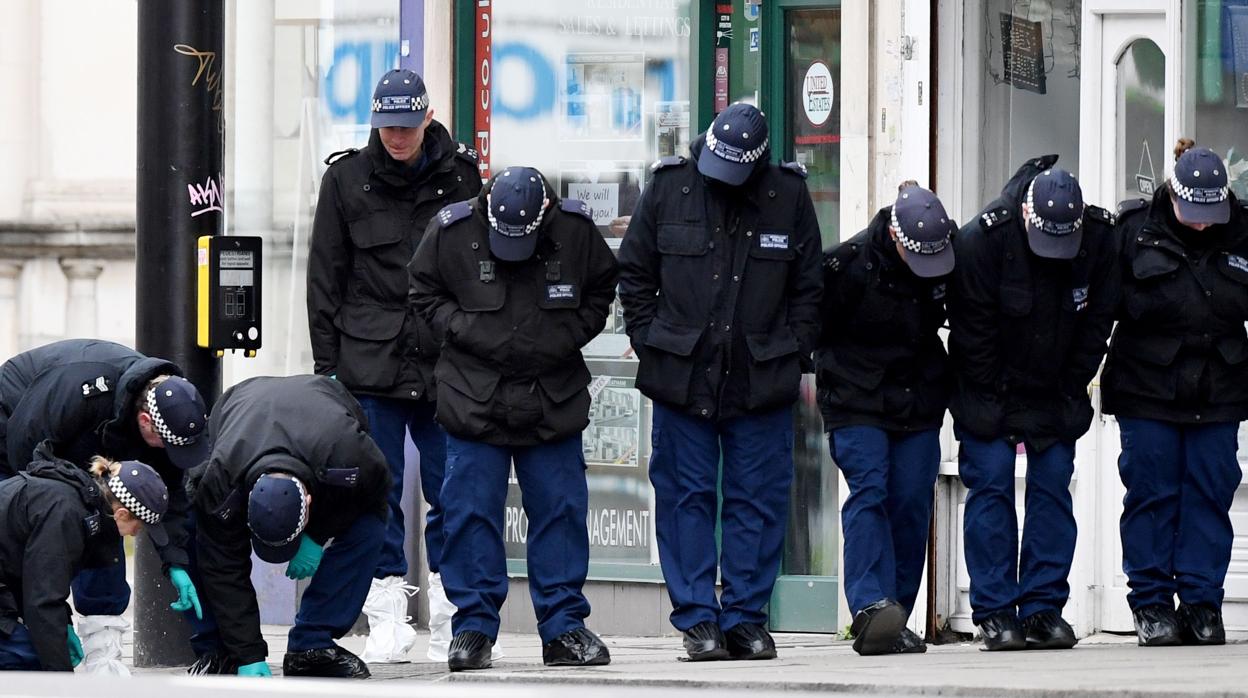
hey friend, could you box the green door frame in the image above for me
[761,0,842,635]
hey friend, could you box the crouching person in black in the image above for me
[0,447,168,671]
[818,184,955,655]
[192,375,390,678]
[409,166,618,671]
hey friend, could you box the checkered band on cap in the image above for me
[145,387,193,446]
[890,208,950,255]
[1025,181,1084,236]
[249,477,309,547]
[705,128,769,165]
[107,474,162,525]
[1171,178,1229,205]
[486,188,549,238]
[372,93,429,114]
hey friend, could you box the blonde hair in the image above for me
[1174,137,1197,161]
[135,374,172,415]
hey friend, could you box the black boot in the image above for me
[1178,604,1225,646]
[889,627,927,654]
[724,623,777,660]
[447,631,494,671]
[978,612,1025,651]
[186,650,239,675]
[1133,605,1181,647]
[543,627,611,666]
[682,621,729,661]
[1021,610,1077,650]
[850,599,905,656]
[282,646,370,678]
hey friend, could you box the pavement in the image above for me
[104,626,1248,697]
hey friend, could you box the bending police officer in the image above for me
[948,158,1118,651]
[409,166,617,671]
[618,103,822,661]
[1104,140,1248,646]
[192,375,390,678]
[306,68,482,663]
[0,448,168,672]
[817,184,955,655]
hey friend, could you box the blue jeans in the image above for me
[957,431,1076,623]
[649,403,795,632]
[440,434,591,644]
[287,514,386,651]
[832,426,940,615]
[0,624,40,670]
[354,395,448,578]
[1118,418,1242,610]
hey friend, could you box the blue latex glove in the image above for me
[67,625,83,668]
[169,567,203,619]
[284,535,323,580]
[237,661,272,677]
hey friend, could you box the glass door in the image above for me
[762,0,842,634]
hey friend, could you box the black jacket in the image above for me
[617,136,823,421]
[0,451,116,671]
[816,212,952,432]
[947,156,1119,450]
[1102,187,1248,423]
[191,375,390,664]
[408,176,618,446]
[0,339,191,570]
[307,122,482,400]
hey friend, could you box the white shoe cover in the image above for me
[427,572,505,661]
[76,615,130,676]
[361,576,419,664]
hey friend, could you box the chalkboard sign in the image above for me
[1001,13,1047,95]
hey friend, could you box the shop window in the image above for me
[961,1,1082,214]
[1191,0,1248,200]
[1116,40,1166,204]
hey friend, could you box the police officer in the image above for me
[409,166,617,671]
[0,448,168,671]
[0,339,210,674]
[948,158,1118,651]
[306,68,482,662]
[192,375,390,678]
[1104,140,1248,647]
[617,103,822,661]
[818,184,955,656]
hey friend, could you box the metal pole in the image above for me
[135,0,224,668]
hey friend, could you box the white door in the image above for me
[1080,6,1174,633]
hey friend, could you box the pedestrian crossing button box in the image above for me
[197,235,262,356]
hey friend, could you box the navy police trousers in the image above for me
[832,426,940,616]
[440,434,592,644]
[649,403,794,632]
[1118,418,1242,611]
[957,431,1076,623]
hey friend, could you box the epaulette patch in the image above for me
[437,201,473,227]
[650,155,686,172]
[823,242,859,272]
[323,148,359,166]
[561,198,594,222]
[1086,205,1116,226]
[979,207,1012,230]
[781,161,808,179]
[1116,198,1148,217]
[455,142,480,163]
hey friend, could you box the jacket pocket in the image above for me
[999,284,1033,317]
[433,357,501,439]
[452,278,506,312]
[1209,335,1248,404]
[536,362,593,442]
[744,329,801,410]
[333,304,406,390]
[1106,333,1183,401]
[657,223,710,256]
[347,210,405,249]
[636,318,704,407]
